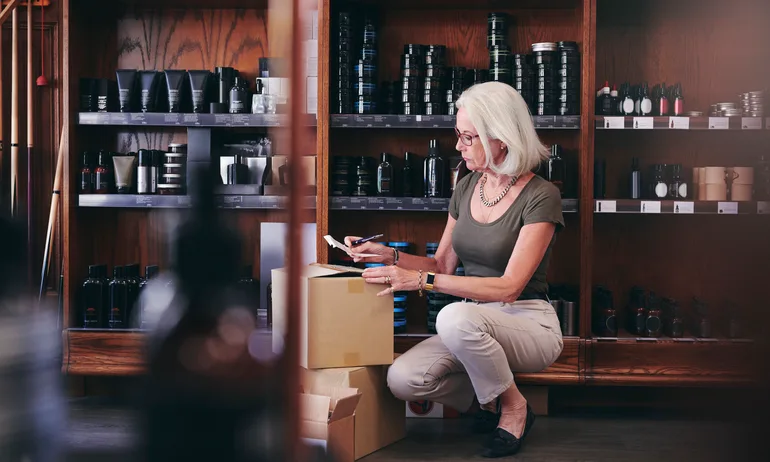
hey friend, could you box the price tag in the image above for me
[673,201,694,213]
[640,201,661,213]
[633,117,654,129]
[415,115,422,122]
[741,117,762,130]
[708,117,729,129]
[669,117,690,129]
[757,202,770,214]
[594,200,617,213]
[603,116,625,129]
[717,201,738,214]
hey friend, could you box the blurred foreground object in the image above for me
[141,168,286,461]
[0,213,65,462]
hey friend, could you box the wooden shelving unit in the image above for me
[60,0,767,387]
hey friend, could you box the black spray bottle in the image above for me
[424,139,445,198]
[109,266,129,329]
[83,265,106,328]
[377,152,394,196]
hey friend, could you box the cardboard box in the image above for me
[272,264,394,369]
[303,366,406,459]
[306,76,318,114]
[300,379,362,462]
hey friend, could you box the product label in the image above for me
[603,117,624,129]
[95,172,109,192]
[741,117,762,130]
[97,96,108,111]
[674,201,694,214]
[595,200,616,213]
[669,117,690,129]
[717,201,738,214]
[640,201,661,213]
[80,173,91,192]
[708,117,729,129]
[678,183,688,198]
[379,180,391,193]
[141,90,152,110]
[640,98,652,115]
[654,183,668,198]
[118,89,130,109]
[622,98,635,115]
[192,89,204,109]
[231,99,245,112]
[167,89,180,111]
[633,117,654,129]
[137,166,150,194]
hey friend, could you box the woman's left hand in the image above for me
[362,265,420,296]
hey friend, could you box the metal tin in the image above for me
[163,163,186,175]
[353,81,377,96]
[400,102,423,115]
[157,184,184,195]
[424,102,445,115]
[424,66,445,78]
[423,77,443,90]
[400,54,424,69]
[161,173,184,185]
[400,68,423,78]
[423,91,443,103]
[168,143,187,154]
[401,77,422,91]
[354,62,377,79]
[684,111,703,117]
[164,152,187,161]
[403,44,426,55]
[532,42,558,52]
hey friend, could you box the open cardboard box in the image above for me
[300,379,363,462]
[272,264,394,369]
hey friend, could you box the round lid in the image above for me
[163,173,183,178]
[532,42,558,52]
[164,152,187,157]
[557,41,579,50]
[168,143,187,148]
[157,184,183,189]
[164,163,185,168]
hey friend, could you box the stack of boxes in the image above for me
[304,10,319,114]
[271,264,405,461]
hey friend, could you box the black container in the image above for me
[82,265,106,328]
[404,44,426,55]
[400,68,424,78]
[354,99,377,114]
[424,102,445,115]
[353,156,373,196]
[489,46,512,67]
[400,90,422,103]
[401,102,423,115]
[400,77,422,91]
[400,54,424,69]
[331,156,353,196]
[468,68,489,85]
[108,266,129,329]
[423,91,444,104]
[423,77,443,91]
[354,80,378,96]
[354,61,377,79]
[487,12,509,49]
[424,139,445,198]
[424,66,445,79]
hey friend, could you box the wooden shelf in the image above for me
[77,112,317,128]
[331,114,581,130]
[331,196,579,212]
[78,194,316,209]
[595,116,765,130]
[63,329,147,376]
[594,199,769,215]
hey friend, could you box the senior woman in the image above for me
[346,81,564,458]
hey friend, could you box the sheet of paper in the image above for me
[323,235,379,258]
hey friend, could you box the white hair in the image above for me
[455,81,549,177]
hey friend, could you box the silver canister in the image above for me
[561,300,578,336]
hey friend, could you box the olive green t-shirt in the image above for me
[449,172,564,295]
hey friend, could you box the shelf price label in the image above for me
[640,201,661,213]
[632,117,654,129]
[669,117,690,129]
[594,200,616,213]
[603,117,625,129]
[673,201,694,213]
[741,117,762,129]
[708,117,729,129]
[717,201,738,214]
[757,202,770,214]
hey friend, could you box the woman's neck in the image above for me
[484,171,512,189]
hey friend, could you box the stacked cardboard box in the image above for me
[272,264,406,461]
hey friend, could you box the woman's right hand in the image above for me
[344,236,394,264]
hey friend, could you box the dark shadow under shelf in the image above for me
[331,196,579,212]
[331,114,580,129]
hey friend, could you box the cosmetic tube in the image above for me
[138,71,160,112]
[116,69,137,112]
[164,70,186,113]
[187,70,211,113]
[112,156,137,194]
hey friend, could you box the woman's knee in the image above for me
[435,302,476,347]
[386,354,421,401]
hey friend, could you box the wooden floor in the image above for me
[64,399,753,461]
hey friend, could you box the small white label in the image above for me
[415,115,422,122]
[633,117,654,129]
[757,202,770,214]
[741,117,762,130]
[709,117,729,129]
[604,117,625,129]
[595,200,617,213]
[674,201,694,214]
[717,201,738,214]
[669,117,690,129]
[640,201,661,213]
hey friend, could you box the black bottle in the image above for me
[377,152,394,196]
[109,266,129,329]
[83,265,106,328]
[353,156,372,196]
[639,83,652,116]
[229,76,248,114]
[692,298,711,338]
[79,152,93,194]
[628,286,646,336]
[402,152,415,197]
[124,264,141,325]
[666,299,684,338]
[726,302,741,339]
[668,164,687,199]
[424,139,445,198]
[97,264,110,316]
[593,286,617,337]
[226,155,249,185]
[630,157,642,199]
[651,164,668,199]
[94,151,111,194]
[279,158,289,186]
[139,265,159,329]
[547,144,566,196]
[645,292,663,337]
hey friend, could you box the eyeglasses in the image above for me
[455,127,480,147]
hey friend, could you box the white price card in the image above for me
[415,115,422,122]
[603,116,625,129]
[633,117,654,129]
[757,202,770,214]
[594,200,617,213]
[717,201,738,214]
[669,117,690,129]
[673,201,694,213]
[640,201,661,213]
[741,117,762,130]
[708,117,729,129]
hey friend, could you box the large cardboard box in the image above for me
[302,366,406,459]
[272,264,394,369]
[300,380,362,462]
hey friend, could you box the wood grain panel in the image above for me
[64,330,146,375]
[588,341,754,386]
[596,0,770,112]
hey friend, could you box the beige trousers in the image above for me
[387,299,563,412]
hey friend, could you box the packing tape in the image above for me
[343,352,360,365]
[347,278,364,293]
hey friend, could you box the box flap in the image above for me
[273,264,362,279]
[300,393,332,423]
[329,389,362,422]
[310,263,364,276]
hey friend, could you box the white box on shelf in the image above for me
[305,40,318,77]
[307,76,318,115]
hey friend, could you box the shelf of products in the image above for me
[63,329,147,375]
[77,112,317,127]
[330,196,578,212]
[595,116,764,130]
[78,194,316,209]
[330,114,581,129]
[593,199,770,215]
